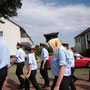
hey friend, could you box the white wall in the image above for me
[0,18,21,55]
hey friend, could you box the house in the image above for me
[74,27,90,52]
[0,17,34,55]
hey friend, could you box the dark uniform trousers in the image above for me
[25,70,41,90]
[70,67,76,90]
[16,62,25,86]
[51,76,71,90]
[0,66,7,90]
[40,60,49,86]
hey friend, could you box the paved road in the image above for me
[2,64,90,90]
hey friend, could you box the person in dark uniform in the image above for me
[10,43,25,89]
[0,38,10,90]
[40,43,49,88]
[24,45,41,90]
[44,32,71,90]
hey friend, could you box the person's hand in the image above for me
[26,74,30,79]
[70,61,72,64]
[8,65,11,69]
[42,65,44,70]
[54,85,59,90]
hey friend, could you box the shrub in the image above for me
[80,49,90,57]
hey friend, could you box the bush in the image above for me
[35,45,41,56]
[35,45,53,57]
[80,49,90,57]
[49,53,53,56]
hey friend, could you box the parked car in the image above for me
[48,52,90,68]
[74,52,90,68]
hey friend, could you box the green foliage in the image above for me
[0,0,22,17]
[46,46,53,55]
[35,45,53,57]
[49,53,53,56]
[35,45,41,56]
[80,49,90,57]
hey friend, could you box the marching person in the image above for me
[0,38,10,90]
[10,42,25,89]
[44,32,71,90]
[40,43,49,88]
[24,45,41,90]
[63,43,76,90]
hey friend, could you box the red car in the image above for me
[48,52,90,68]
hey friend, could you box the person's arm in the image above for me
[7,46,10,67]
[26,64,32,79]
[26,54,32,79]
[10,50,20,67]
[42,57,47,69]
[69,51,73,64]
[11,57,17,66]
[42,49,48,69]
[54,66,65,90]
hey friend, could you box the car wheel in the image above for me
[87,62,90,68]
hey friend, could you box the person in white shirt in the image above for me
[0,38,10,90]
[10,43,25,89]
[24,45,41,90]
[63,43,77,90]
[40,43,49,88]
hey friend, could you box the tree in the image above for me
[35,45,53,57]
[80,49,90,57]
[35,45,41,56]
[0,0,22,22]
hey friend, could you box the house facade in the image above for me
[0,17,34,55]
[74,28,90,52]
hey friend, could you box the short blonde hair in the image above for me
[48,38,62,54]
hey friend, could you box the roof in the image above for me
[7,18,34,45]
[74,27,90,39]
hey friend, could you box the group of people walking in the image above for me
[0,32,77,90]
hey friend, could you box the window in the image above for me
[74,53,82,59]
[76,37,80,43]
[75,39,77,43]
[21,30,28,38]
[78,38,80,42]
[87,34,89,40]
[89,34,90,38]
[0,31,3,37]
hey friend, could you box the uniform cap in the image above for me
[62,43,69,47]
[40,43,46,46]
[25,45,32,51]
[17,42,22,47]
[44,32,59,42]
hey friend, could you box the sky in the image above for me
[11,0,90,47]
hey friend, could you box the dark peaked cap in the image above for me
[44,32,59,42]
[62,43,69,47]
[40,43,46,46]
[25,45,32,51]
[17,42,22,47]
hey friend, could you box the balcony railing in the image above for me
[21,38,33,45]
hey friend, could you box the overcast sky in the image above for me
[11,0,90,47]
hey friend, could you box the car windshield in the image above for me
[74,53,82,59]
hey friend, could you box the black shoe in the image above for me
[72,77,78,83]
[42,85,49,88]
[18,85,25,89]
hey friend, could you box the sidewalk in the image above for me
[2,65,90,90]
